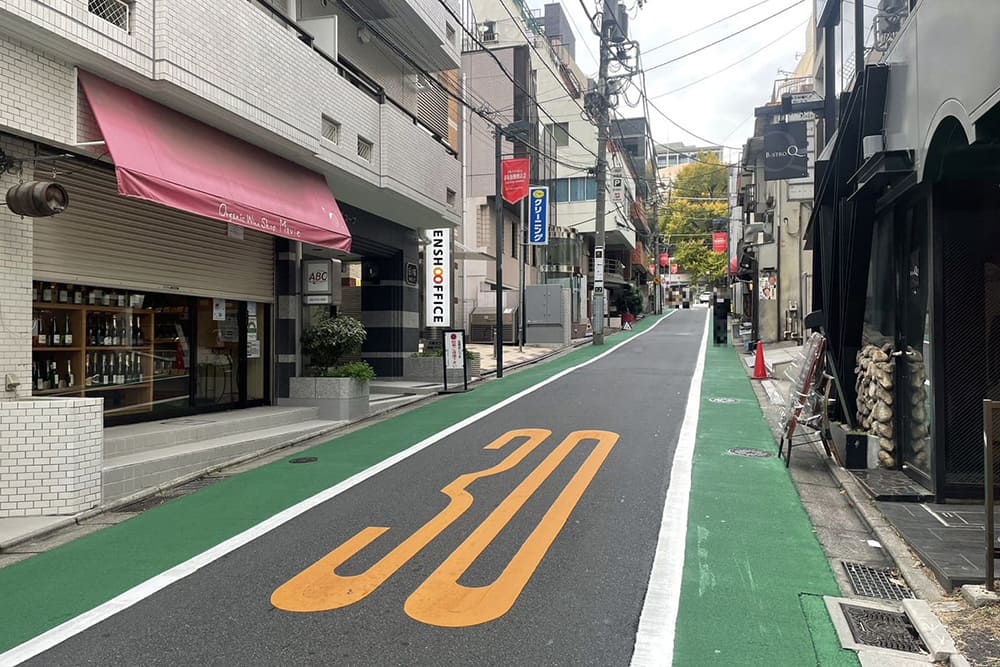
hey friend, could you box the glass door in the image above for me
[895,201,934,488]
[195,298,242,408]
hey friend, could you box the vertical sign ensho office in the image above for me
[424,228,452,327]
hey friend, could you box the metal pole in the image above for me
[592,1,613,346]
[519,197,525,352]
[855,0,865,88]
[985,401,996,591]
[494,126,505,378]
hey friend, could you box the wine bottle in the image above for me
[66,360,75,388]
[85,354,93,387]
[101,354,110,386]
[111,315,120,346]
[136,353,144,383]
[33,362,41,391]
[32,316,40,346]
[116,353,125,385]
[50,316,60,346]
[51,360,61,389]
[117,291,126,308]
[57,283,68,303]
[88,316,96,346]
[102,316,111,347]
[42,283,53,302]
[88,288,97,306]
[63,314,73,347]
[73,285,83,305]
[134,316,144,346]
[42,361,51,391]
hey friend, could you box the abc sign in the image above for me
[308,270,328,286]
[5,181,69,217]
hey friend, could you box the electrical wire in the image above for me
[644,0,779,55]
[650,20,807,99]
[644,0,808,74]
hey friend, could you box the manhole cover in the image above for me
[289,457,318,464]
[709,397,741,404]
[840,604,928,655]
[843,562,914,601]
[726,448,773,458]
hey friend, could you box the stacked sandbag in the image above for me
[855,343,896,468]
[905,346,931,471]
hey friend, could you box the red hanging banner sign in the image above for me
[501,158,531,204]
[712,232,729,254]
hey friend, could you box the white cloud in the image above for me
[527,0,814,155]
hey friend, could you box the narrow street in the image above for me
[2,313,707,665]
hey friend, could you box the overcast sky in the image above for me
[527,0,815,156]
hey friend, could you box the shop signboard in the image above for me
[247,311,260,359]
[213,298,226,321]
[528,187,549,245]
[303,258,342,305]
[712,233,728,254]
[611,168,624,203]
[501,158,531,204]
[441,329,467,393]
[424,228,452,327]
[764,121,809,181]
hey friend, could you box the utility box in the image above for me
[469,307,519,344]
[525,285,570,345]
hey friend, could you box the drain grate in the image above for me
[709,397,741,404]
[843,562,914,601]
[172,477,221,494]
[840,604,928,655]
[726,448,774,458]
[119,494,178,513]
[289,456,318,464]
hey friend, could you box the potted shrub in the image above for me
[287,315,373,420]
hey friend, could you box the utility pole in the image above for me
[494,125,505,378]
[653,199,661,314]
[592,1,614,346]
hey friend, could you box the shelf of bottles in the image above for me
[32,281,155,415]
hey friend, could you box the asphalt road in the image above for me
[24,310,708,666]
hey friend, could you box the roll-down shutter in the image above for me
[33,160,274,302]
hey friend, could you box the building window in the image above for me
[570,177,587,201]
[446,188,456,207]
[88,0,131,32]
[553,177,597,202]
[321,116,341,145]
[546,122,570,147]
[446,23,457,45]
[656,155,667,168]
[554,179,569,202]
[357,136,374,162]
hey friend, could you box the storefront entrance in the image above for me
[32,284,270,425]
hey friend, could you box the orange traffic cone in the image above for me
[752,341,769,380]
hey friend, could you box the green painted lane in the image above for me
[0,316,663,654]
[671,341,859,666]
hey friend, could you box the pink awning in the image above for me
[77,71,351,251]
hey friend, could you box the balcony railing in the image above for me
[247,0,456,157]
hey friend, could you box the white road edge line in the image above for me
[0,312,680,667]
[630,309,711,667]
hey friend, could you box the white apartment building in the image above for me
[462,0,643,336]
[0,0,461,516]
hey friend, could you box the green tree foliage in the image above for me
[658,152,730,284]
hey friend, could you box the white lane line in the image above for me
[0,313,680,667]
[630,309,711,667]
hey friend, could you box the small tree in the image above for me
[300,315,367,375]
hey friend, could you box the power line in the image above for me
[644,0,807,74]
[649,20,807,99]
[644,0,779,55]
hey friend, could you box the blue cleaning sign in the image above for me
[528,186,549,245]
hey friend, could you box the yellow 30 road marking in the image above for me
[271,429,619,627]
[271,429,552,613]
[404,430,619,627]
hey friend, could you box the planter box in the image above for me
[403,356,478,383]
[285,377,369,421]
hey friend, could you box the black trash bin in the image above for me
[712,297,730,345]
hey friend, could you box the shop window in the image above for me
[31,281,268,424]
[862,217,896,344]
